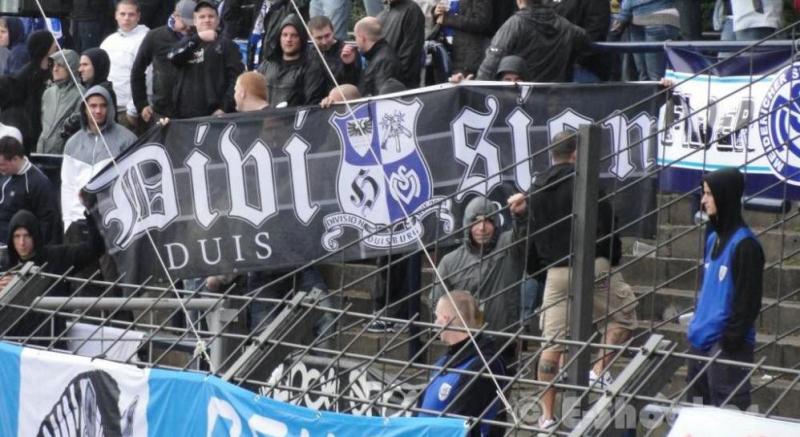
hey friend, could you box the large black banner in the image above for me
[86,83,661,282]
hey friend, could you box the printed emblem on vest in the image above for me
[438,382,452,401]
[718,265,728,282]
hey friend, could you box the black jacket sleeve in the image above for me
[167,34,200,66]
[475,16,519,80]
[29,174,62,245]
[221,40,246,113]
[131,31,155,114]
[721,238,764,352]
[302,59,329,105]
[441,0,493,35]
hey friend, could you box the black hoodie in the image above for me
[3,17,28,75]
[81,48,118,111]
[476,4,589,82]
[3,209,105,284]
[701,168,764,352]
[0,30,53,153]
[256,14,327,107]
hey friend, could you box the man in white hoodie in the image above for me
[100,0,150,131]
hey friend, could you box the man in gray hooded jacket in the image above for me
[431,195,526,334]
[37,49,84,155]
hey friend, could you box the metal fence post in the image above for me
[566,124,602,406]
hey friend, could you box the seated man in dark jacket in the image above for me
[257,14,327,107]
[476,0,589,82]
[417,290,506,436]
[0,207,106,347]
[0,134,61,246]
[167,0,244,118]
[341,17,402,97]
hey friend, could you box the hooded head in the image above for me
[26,30,55,64]
[702,167,744,235]
[496,55,526,81]
[274,14,308,60]
[462,196,500,250]
[3,17,25,48]
[80,48,110,87]
[80,85,114,132]
[50,49,80,85]
[7,210,43,266]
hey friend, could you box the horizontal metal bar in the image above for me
[591,40,796,53]
[31,297,222,311]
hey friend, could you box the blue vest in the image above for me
[418,354,499,436]
[688,226,757,351]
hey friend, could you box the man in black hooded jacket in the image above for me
[686,168,764,410]
[0,208,106,347]
[257,14,327,107]
[476,0,589,83]
[0,30,56,154]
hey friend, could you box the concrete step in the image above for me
[657,194,799,230]
[632,286,800,336]
[618,255,800,302]
[652,224,800,263]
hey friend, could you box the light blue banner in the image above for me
[148,369,465,437]
[0,341,466,437]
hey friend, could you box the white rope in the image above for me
[286,0,520,425]
[32,1,215,371]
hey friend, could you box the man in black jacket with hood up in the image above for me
[0,208,106,347]
[686,168,764,410]
[476,0,589,83]
[257,14,327,107]
[0,30,56,154]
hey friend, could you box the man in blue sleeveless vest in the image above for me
[686,167,764,410]
[417,290,506,436]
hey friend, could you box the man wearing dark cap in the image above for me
[686,167,764,410]
[167,0,244,118]
[131,0,195,124]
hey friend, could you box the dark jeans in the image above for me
[71,20,104,53]
[686,343,754,411]
[373,252,422,358]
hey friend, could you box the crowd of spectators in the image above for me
[0,0,786,432]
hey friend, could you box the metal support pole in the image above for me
[566,124,602,406]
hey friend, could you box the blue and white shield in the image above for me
[331,99,432,227]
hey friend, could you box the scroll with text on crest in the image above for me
[86,83,662,282]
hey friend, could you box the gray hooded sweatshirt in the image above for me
[37,49,84,155]
[432,196,525,332]
[61,85,136,231]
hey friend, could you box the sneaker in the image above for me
[536,416,558,436]
[365,320,395,333]
[589,369,614,387]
